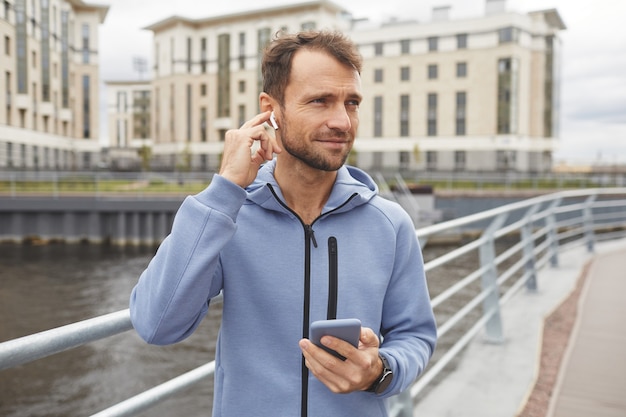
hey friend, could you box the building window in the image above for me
[186,84,192,141]
[218,33,231,118]
[400,39,410,54]
[374,95,383,137]
[201,37,207,73]
[454,151,466,170]
[400,151,410,170]
[200,83,207,96]
[497,57,518,134]
[117,91,127,112]
[186,37,192,73]
[200,107,206,141]
[400,66,410,81]
[16,0,27,94]
[374,68,383,83]
[238,32,245,70]
[4,35,9,55]
[456,91,466,135]
[400,94,409,136]
[41,0,50,101]
[426,151,437,170]
[428,64,438,80]
[301,21,316,30]
[82,23,89,64]
[427,36,438,52]
[61,10,69,107]
[5,71,10,124]
[257,27,271,97]
[544,35,557,137]
[427,93,437,136]
[457,33,468,49]
[457,62,467,78]
[238,104,246,127]
[498,27,519,44]
[497,150,516,170]
[82,75,90,138]
[374,42,383,56]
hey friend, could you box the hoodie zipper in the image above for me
[266,185,357,417]
[327,236,338,320]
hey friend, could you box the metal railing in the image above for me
[2,169,626,198]
[1,188,626,416]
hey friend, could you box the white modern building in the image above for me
[104,80,151,170]
[105,0,566,174]
[0,0,108,170]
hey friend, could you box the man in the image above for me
[130,30,436,417]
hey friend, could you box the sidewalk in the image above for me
[413,238,626,417]
[547,243,626,417]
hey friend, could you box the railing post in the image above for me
[546,198,562,267]
[388,390,413,417]
[479,213,508,344]
[521,203,541,291]
[583,194,597,253]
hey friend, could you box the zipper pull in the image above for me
[306,225,318,248]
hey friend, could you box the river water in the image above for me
[0,240,491,417]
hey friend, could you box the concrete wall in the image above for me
[0,197,183,245]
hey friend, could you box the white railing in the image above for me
[1,188,626,416]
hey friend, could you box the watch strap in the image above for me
[366,354,393,393]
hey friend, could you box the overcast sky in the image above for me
[98,0,626,165]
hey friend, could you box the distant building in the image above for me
[351,1,566,172]
[104,80,151,170]
[0,0,108,170]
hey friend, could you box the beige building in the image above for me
[105,80,151,170]
[122,0,566,173]
[352,1,565,172]
[0,0,108,170]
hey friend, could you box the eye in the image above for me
[346,99,360,109]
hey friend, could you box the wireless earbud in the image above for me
[269,111,279,130]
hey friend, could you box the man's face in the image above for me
[278,49,362,172]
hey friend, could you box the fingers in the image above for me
[299,327,381,393]
[219,111,282,188]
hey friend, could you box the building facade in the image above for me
[0,0,108,170]
[105,80,151,170]
[120,0,567,173]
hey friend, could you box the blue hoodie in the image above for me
[130,160,437,417]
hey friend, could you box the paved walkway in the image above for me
[413,238,626,417]
[548,243,626,417]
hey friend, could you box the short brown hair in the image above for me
[261,30,362,106]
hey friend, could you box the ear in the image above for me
[259,92,274,113]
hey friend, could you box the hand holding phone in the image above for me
[310,318,361,360]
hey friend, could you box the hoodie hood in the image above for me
[244,159,379,216]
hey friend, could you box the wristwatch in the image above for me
[366,354,393,394]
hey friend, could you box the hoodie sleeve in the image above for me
[376,207,437,398]
[129,174,246,345]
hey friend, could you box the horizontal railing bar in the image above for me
[0,309,132,371]
[90,362,216,417]
[410,305,498,398]
[430,264,488,309]
[424,237,485,272]
[436,286,493,338]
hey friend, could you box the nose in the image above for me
[326,105,353,132]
